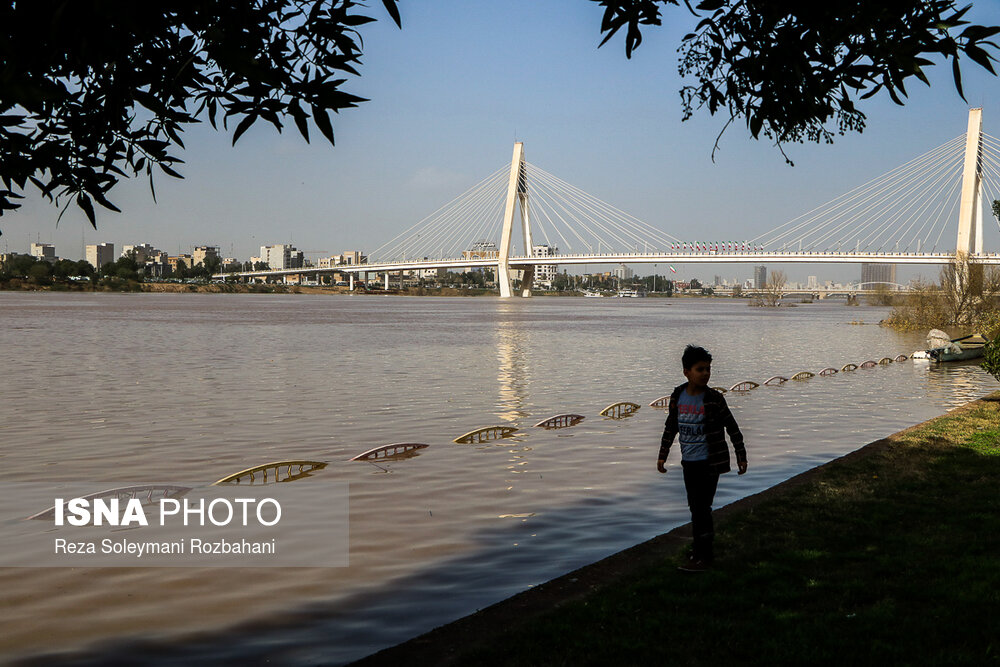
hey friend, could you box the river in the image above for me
[0,292,994,664]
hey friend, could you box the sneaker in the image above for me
[677,558,710,573]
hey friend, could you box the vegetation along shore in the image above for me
[356,392,1000,666]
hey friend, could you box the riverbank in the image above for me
[355,391,1000,666]
[0,281,622,296]
[1,280,710,298]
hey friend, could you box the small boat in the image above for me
[582,290,603,298]
[926,331,989,362]
[615,288,645,298]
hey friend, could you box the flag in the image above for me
[669,265,677,273]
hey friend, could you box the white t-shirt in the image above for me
[677,390,708,461]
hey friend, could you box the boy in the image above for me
[657,345,747,572]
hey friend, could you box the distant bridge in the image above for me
[217,109,1000,293]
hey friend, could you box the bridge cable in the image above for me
[773,137,963,251]
[749,135,965,252]
[525,163,680,253]
[368,166,508,262]
[526,163,681,249]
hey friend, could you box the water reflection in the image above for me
[921,359,991,409]
[495,306,529,423]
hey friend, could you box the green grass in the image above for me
[458,394,1000,666]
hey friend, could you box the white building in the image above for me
[30,243,56,263]
[319,250,367,268]
[122,244,159,263]
[260,244,304,270]
[613,264,633,281]
[807,275,818,289]
[192,245,220,267]
[420,267,446,279]
[86,243,115,269]
[530,244,558,288]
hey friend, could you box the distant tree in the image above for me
[939,252,999,326]
[188,263,210,280]
[753,269,786,306]
[992,199,1000,221]
[883,254,1000,331]
[552,272,572,291]
[51,259,76,279]
[459,270,485,287]
[202,255,223,276]
[28,261,51,285]
[639,273,671,293]
[689,277,702,290]
[732,284,743,297]
[2,254,38,278]
[103,254,140,282]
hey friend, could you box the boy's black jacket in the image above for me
[659,382,747,473]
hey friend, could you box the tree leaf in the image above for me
[77,193,96,226]
[159,163,184,179]
[312,104,335,146]
[231,113,257,145]
[382,0,401,26]
[290,101,310,142]
[952,57,966,100]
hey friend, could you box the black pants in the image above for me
[682,460,720,562]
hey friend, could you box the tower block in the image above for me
[497,142,534,298]
[956,108,984,256]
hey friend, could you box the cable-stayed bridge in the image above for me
[222,109,1000,296]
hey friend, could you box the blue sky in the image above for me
[4,0,1000,283]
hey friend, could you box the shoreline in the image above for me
[351,391,1000,665]
[0,282,790,300]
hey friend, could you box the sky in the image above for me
[4,0,1000,284]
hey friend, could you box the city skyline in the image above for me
[3,1,1000,285]
[6,237,918,290]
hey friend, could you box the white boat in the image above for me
[616,288,645,298]
[582,290,603,297]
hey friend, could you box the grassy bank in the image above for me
[361,393,1000,666]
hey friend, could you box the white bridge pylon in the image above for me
[957,108,984,256]
[497,142,531,298]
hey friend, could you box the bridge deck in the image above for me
[215,251,1000,280]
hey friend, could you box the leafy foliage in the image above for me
[883,253,1000,333]
[0,0,401,227]
[593,1,999,162]
[982,337,1000,382]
